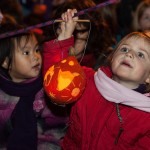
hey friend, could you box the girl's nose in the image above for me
[33,53,39,61]
[126,50,134,58]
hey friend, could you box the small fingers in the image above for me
[68,9,77,17]
[60,22,65,30]
[61,9,78,21]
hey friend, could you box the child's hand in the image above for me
[58,9,78,40]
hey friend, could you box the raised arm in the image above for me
[42,9,78,75]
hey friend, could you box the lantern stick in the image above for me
[54,19,90,23]
[0,0,119,39]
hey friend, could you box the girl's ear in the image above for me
[2,57,9,69]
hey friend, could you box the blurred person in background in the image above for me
[0,10,3,23]
[132,0,150,32]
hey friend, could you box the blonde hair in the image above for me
[115,31,150,49]
[132,0,150,31]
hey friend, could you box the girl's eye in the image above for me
[35,45,42,53]
[36,48,40,53]
[138,52,145,58]
[23,51,29,55]
[120,47,129,53]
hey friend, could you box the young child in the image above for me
[43,9,150,149]
[132,0,150,32]
[0,14,76,150]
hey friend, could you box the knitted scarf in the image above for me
[94,67,150,113]
[0,74,43,150]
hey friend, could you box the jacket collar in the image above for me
[94,67,150,113]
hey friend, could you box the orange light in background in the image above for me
[33,4,47,15]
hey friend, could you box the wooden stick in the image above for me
[54,19,90,23]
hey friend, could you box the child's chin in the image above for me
[27,73,40,79]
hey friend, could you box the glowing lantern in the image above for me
[44,56,86,105]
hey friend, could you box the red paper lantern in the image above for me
[43,56,86,104]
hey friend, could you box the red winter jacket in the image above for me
[62,66,150,150]
[43,37,150,150]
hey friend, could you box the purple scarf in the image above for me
[0,74,43,150]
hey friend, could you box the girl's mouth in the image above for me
[32,64,41,70]
[121,61,132,68]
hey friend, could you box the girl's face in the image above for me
[9,35,42,82]
[139,7,150,31]
[111,37,150,89]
